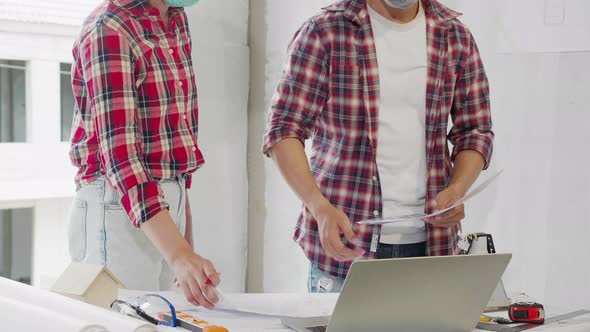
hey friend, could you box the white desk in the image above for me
[192,308,590,332]
[134,292,590,332]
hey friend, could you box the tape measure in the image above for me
[477,310,590,332]
[509,302,545,324]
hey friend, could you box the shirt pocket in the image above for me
[326,61,365,135]
[68,199,88,261]
[329,61,361,95]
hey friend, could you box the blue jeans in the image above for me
[308,242,426,293]
[67,176,187,291]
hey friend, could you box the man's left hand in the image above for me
[424,185,465,228]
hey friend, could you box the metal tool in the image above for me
[476,310,590,332]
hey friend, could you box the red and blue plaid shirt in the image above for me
[70,0,204,227]
[263,0,493,278]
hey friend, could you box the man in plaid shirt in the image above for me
[263,0,493,293]
[68,0,220,308]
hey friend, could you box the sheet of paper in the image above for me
[216,293,339,318]
[0,277,156,332]
[122,290,339,319]
[0,296,107,332]
[181,309,287,331]
[357,170,504,226]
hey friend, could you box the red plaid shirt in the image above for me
[262,0,493,278]
[70,0,204,227]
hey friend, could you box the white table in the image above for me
[120,291,590,332]
[191,308,590,332]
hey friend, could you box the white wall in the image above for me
[440,0,590,309]
[184,0,250,293]
[248,0,590,307]
[248,0,335,293]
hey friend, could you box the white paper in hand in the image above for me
[356,169,504,226]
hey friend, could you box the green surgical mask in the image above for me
[163,0,200,7]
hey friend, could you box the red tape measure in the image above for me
[509,302,545,324]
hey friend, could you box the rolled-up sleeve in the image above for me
[81,24,168,227]
[448,31,494,169]
[262,21,329,156]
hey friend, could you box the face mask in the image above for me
[383,0,418,9]
[163,0,200,7]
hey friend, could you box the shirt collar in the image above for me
[110,0,184,17]
[323,0,461,27]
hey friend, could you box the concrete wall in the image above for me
[248,0,335,293]
[439,0,590,309]
[184,0,249,293]
[247,0,590,308]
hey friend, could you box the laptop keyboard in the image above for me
[306,326,327,332]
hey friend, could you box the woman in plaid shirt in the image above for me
[68,0,219,308]
[263,0,493,293]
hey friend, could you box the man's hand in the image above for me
[424,185,466,228]
[170,248,220,310]
[141,210,220,309]
[268,139,364,262]
[425,150,486,228]
[313,201,365,262]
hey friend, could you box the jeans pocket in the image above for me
[68,199,88,261]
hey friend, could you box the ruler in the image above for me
[477,310,590,332]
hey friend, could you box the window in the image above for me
[0,208,33,285]
[0,60,27,143]
[60,63,75,142]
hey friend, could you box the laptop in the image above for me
[282,253,512,332]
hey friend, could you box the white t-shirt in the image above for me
[368,3,428,244]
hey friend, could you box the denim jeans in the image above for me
[308,242,426,293]
[67,176,187,291]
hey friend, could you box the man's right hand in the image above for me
[313,201,365,262]
[268,139,365,262]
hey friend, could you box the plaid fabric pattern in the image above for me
[262,0,493,278]
[70,0,204,227]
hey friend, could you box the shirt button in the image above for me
[168,48,174,55]
[372,176,378,182]
[183,115,187,120]
[192,146,197,152]
[373,210,379,217]
[177,81,183,87]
